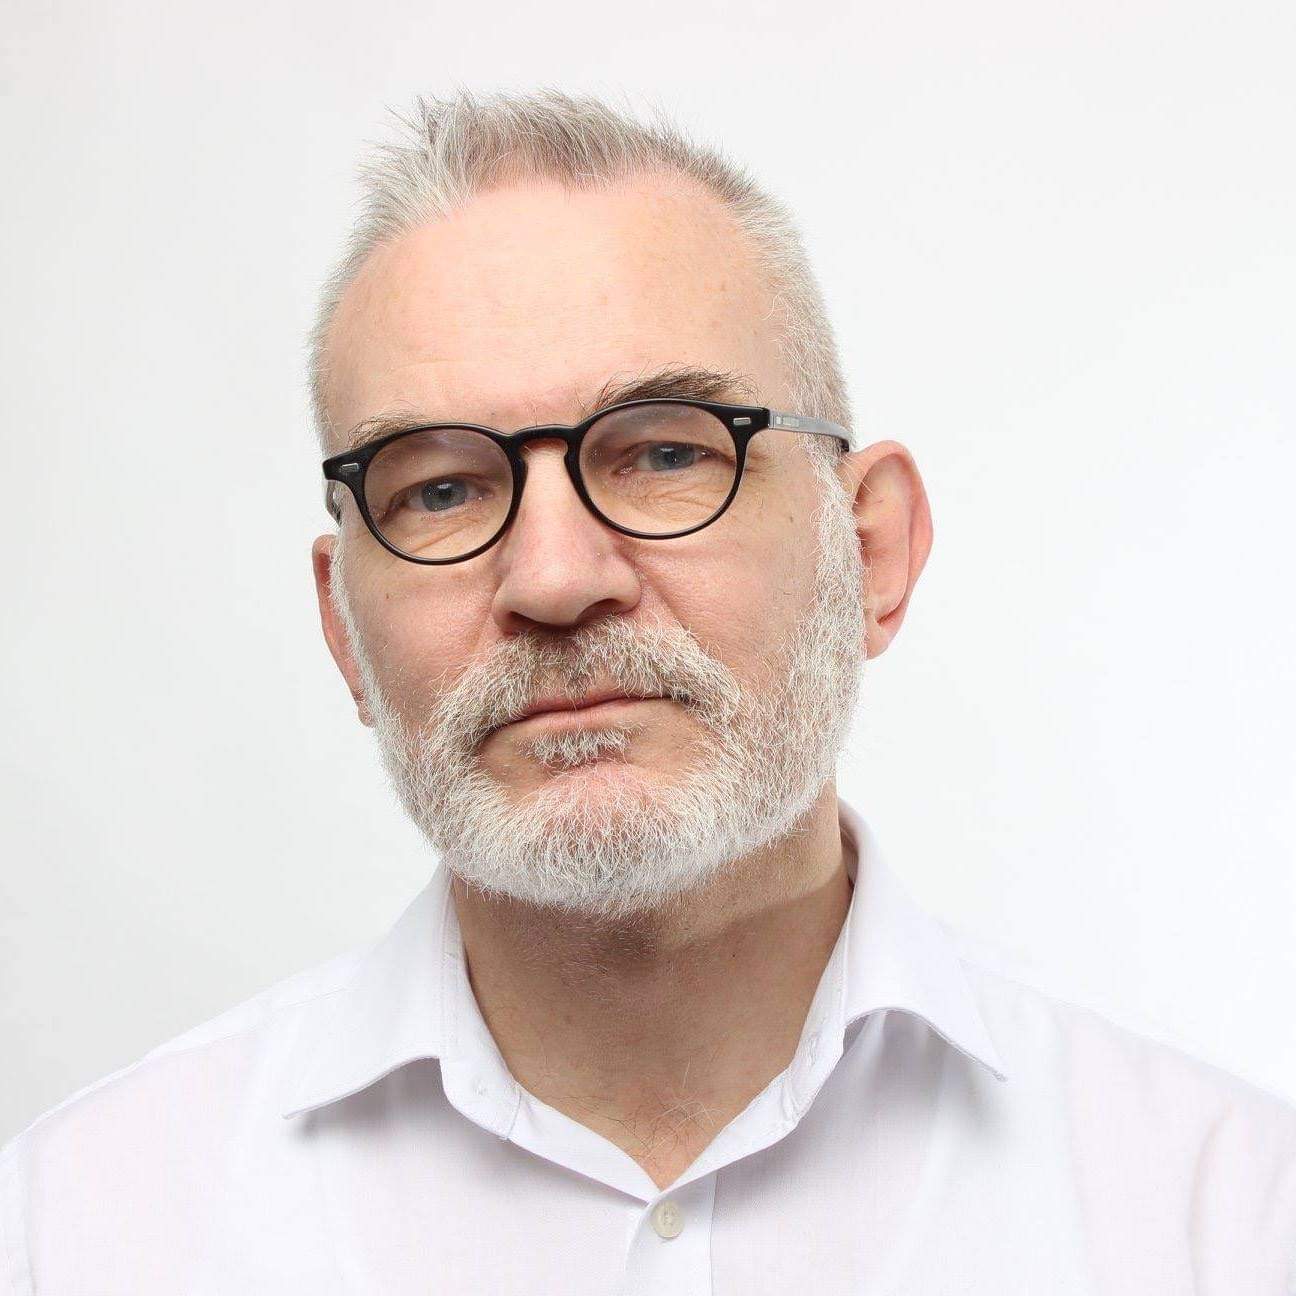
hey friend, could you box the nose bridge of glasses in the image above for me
[507,423,579,454]
[506,424,583,492]
[506,425,587,517]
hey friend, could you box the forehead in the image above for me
[322,172,788,446]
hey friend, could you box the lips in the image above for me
[518,689,661,721]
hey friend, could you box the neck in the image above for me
[449,781,853,1191]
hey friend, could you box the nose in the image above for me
[489,439,641,632]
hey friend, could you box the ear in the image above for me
[311,534,374,727]
[836,441,933,659]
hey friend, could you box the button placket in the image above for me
[621,1176,716,1296]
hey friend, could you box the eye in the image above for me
[392,477,489,516]
[418,479,467,513]
[623,442,712,473]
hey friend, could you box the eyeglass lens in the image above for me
[360,401,738,561]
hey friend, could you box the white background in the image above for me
[2,0,1293,1142]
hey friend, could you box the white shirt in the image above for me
[3,796,1294,1294]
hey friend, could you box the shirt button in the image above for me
[650,1198,684,1239]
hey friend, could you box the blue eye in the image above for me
[629,442,708,472]
[416,479,471,512]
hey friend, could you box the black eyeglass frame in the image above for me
[321,398,856,566]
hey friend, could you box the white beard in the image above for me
[330,457,868,921]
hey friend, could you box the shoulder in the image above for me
[945,923,1296,1282]
[949,922,1296,1131]
[0,942,367,1285]
[5,941,367,1148]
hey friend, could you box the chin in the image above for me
[526,760,668,809]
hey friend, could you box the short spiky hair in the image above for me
[307,88,852,474]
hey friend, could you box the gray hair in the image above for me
[307,88,852,487]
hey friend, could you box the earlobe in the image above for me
[841,442,933,660]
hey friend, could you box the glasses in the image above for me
[321,398,857,566]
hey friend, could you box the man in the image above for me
[2,88,1293,1294]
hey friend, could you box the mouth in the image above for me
[507,695,667,730]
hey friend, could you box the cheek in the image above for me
[738,570,796,648]
[717,474,816,605]
[659,534,810,673]
[355,581,483,711]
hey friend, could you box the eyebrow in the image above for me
[338,364,762,454]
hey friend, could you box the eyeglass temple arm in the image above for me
[767,410,859,453]
[324,481,342,524]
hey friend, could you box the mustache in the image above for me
[427,621,741,749]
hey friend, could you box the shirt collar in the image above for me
[280,794,1007,1121]
[835,797,1008,1083]
[279,863,457,1121]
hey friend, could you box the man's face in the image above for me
[312,172,869,919]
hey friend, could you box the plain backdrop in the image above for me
[2,0,1293,1144]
